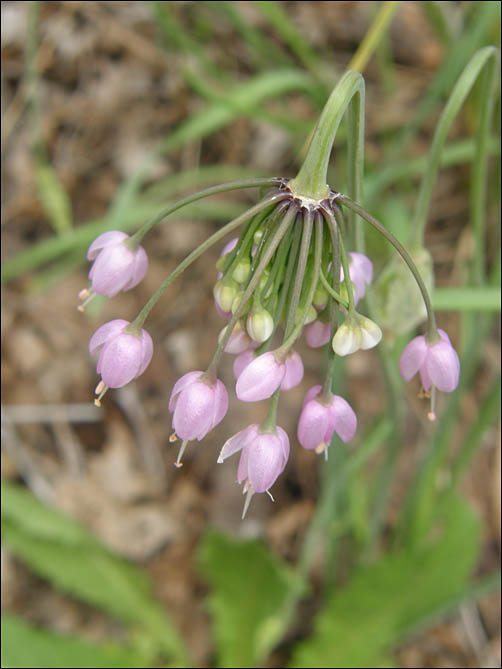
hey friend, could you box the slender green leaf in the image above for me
[34,162,73,236]
[433,286,501,311]
[1,614,144,669]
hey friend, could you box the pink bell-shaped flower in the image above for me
[399,329,460,393]
[218,423,289,517]
[86,231,148,298]
[298,385,357,455]
[236,351,285,402]
[168,371,228,443]
[89,319,153,403]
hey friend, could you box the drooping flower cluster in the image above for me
[82,176,460,517]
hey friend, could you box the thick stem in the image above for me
[337,195,438,337]
[289,71,365,202]
[130,194,285,331]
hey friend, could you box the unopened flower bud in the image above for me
[214,279,239,313]
[332,314,382,356]
[253,229,264,245]
[232,259,251,284]
[313,285,329,309]
[246,307,274,343]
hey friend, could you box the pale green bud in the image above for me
[213,279,239,313]
[332,313,382,356]
[232,259,251,284]
[246,307,274,343]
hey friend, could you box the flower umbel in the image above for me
[80,69,466,518]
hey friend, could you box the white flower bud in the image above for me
[332,314,382,356]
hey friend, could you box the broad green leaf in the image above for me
[198,530,303,668]
[1,614,144,668]
[1,484,190,667]
[34,162,73,236]
[289,497,481,668]
[1,481,99,547]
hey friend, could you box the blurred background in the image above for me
[1,2,500,667]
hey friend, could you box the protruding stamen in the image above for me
[265,490,275,503]
[94,382,108,407]
[169,431,178,443]
[427,387,437,421]
[241,485,254,519]
[174,440,189,468]
[78,288,91,300]
[78,290,96,312]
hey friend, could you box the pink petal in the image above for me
[210,379,229,429]
[172,381,214,441]
[236,352,285,402]
[247,434,285,493]
[426,340,460,392]
[330,396,357,443]
[122,246,148,291]
[233,349,255,379]
[297,400,330,450]
[399,335,428,382]
[98,334,143,388]
[305,320,331,348]
[275,426,290,471]
[87,231,128,260]
[302,385,322,408]
[218,424,258,463]
[89,319,129,356]
[281,351,304,390]
[168,371,204,413]
[89,245,135,297]
[137,329,154,376]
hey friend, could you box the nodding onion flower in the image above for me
[82,70,460,518]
